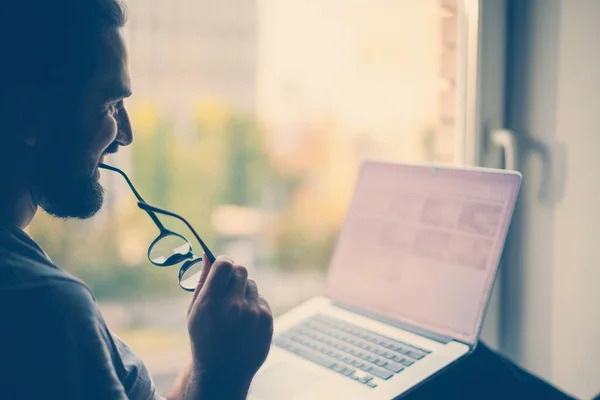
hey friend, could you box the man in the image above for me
[0,1,272,399]
[0,0,586,399]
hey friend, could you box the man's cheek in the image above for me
[93,116,119,155]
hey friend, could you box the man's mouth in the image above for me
[93,155,107,179]
[103,142,120,156]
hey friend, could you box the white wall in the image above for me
[505,1,600,398]
[552,1,600,397]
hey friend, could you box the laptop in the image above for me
[249,160,521,400]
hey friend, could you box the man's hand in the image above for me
[185,255,273,399]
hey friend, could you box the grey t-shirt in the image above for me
[0,225,163,399]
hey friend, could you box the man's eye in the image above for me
[106,101,123,116]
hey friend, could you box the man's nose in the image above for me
[116,107,133,146]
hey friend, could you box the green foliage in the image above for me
[272,226,338,272]
[221,115,273,206]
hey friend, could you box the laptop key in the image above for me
[366,381,378,388]
[369,367,393,380]
[331,364,346,373]
[374,359,387,367]
[293,347,337,368]
[399,358,414,367]
[391,355,405,363]
[276,338,296,349]
[360,364,373,372]
[383,362,404,373]
[407,351,425,360]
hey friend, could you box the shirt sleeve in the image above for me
[1,279,131,400]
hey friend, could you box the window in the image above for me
[30,0,463,392]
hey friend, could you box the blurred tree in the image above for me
[222,115,275,207]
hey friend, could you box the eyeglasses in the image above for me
[98,163,216,292]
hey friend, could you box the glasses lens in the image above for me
[179,258,204,291]
[149,233,192,266]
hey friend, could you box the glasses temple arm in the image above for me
[137,202,216,264]
[99,163,167,231]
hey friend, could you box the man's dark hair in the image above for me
[0,0,127,165]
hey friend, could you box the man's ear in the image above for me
[23,136,37,146]
[10,92,51,147]
[17,113,40,147]
[2,88,63,147]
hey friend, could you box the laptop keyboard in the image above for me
[273,314,431,389]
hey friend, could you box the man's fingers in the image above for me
[257,296,274,335]
[226,265,249,298]
[258,295,271,312]
[245,279,259,302]
[198,256,235,298]
[191,254,211,304]
[196,253,212,288]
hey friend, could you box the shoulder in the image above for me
[36,277,97,308]
[0,275,108,349]
[0,226,86,290]
[1,276,104,336]
[27,277,100,320]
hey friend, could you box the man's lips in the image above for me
[104,142,120,156]
[93,155,108,178]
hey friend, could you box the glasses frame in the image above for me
[98,163,216,291]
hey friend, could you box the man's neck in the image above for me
[0,179,37,230]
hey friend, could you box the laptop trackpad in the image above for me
[250,362,322,399]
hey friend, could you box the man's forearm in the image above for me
[165,361,193,400]
[182,368,251,400]
[164,361,251,400]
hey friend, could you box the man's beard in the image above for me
[34,168,105,220]
[30,133,107,220]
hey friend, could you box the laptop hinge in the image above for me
[332,301,454,345]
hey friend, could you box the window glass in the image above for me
[30,0,460,392]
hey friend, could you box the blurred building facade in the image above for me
[124,0,258,116]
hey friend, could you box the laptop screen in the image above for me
[325,161,521,345]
